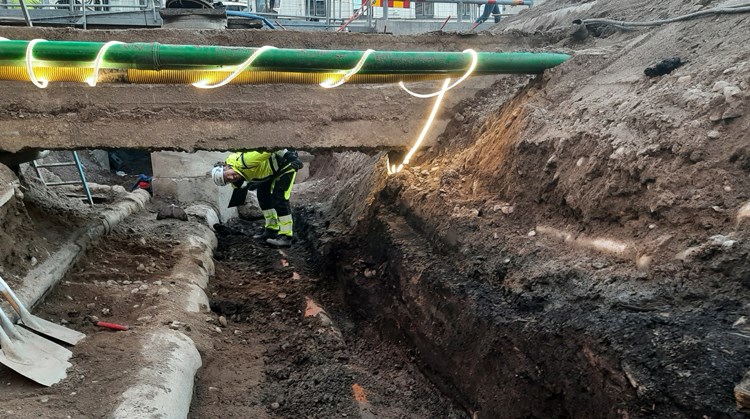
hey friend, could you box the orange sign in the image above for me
[372,0,410,8]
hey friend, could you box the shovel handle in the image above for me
[0,290,22,314]
[96,321,129,331]
[0,276,34,321]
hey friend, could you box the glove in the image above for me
[290,160,303,170]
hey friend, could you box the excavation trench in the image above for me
[323,212,635,418]
[197,207,638,418]
[191,219,467,418]
[296,167,750,419]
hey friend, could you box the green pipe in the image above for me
[0,40,570,75]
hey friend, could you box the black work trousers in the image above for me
[256,170,294,217]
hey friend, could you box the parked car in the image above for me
[216,1,254,12]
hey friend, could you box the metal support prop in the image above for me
[325,0,330,29]
[17,0,32,26]
[72,151,94,207]
[82,1,87,29]
[366,0,372,29]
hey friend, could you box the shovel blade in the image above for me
[0,277,84,345]
[0,344,71,387]
[20,316,86,346]
[15,326,72,362]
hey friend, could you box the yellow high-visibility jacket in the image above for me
[225,151,294,185]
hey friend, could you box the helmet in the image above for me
[211,166,226,186]
[274,149,289,161]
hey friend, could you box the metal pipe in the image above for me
[226,10,276,28]
[366,0,371,30]
[325,0,329,28]
[72,151,94,207]
[337,0,368,31]
[81,0,86,29]
[18,0,33,26]
[0,40,570,75]
[438,14,450,30]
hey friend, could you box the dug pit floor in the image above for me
[191,219,467,418]
[0,213,467,418]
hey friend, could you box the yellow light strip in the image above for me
[320,49,375,88]
[287,46,476,175]
[398,49,477,98]
[389,78,451,174]
[0,37,477,177]
[193,45,277,89]
[387,49,477,174]
[86,41,123,87]
[25,39,48,88]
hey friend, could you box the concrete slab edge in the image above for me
[185,203,222,232]
[0,185,13,208]
[110,224,217,418]
[110,330,202,419]
[169,224,216,313]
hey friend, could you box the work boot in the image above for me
[253,228,278,240]
[266,235,292,247]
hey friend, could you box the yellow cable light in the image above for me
[1,37,478,175]
[389,78,451,174]
[86,41,123,87]
[307,47,477,175]
[386,49,477,174]
[193,45,277,89]
[398,49,478,98]
[320,49,375,89]
[25,39,48,88]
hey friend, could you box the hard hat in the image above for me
[211,166,226,186]
[274,149,289,161]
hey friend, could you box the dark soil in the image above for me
[190,218,467,419]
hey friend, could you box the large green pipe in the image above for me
[0,40,570,75]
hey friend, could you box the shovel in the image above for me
[0,307,71,386]
[0,305,72,362]
[0,276,85,345]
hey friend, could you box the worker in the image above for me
[211,149,303,247]
[475,3,502,25]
